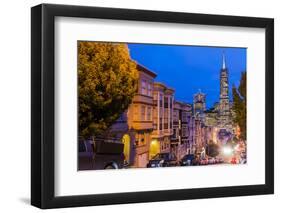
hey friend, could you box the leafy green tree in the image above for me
[232,72,246,140]
[206,140,220,157]
[78,42,139,139]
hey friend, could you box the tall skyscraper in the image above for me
[219,53,231,128]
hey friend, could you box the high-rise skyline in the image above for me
[128,44,246,108]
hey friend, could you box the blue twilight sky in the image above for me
[128,44,246,109]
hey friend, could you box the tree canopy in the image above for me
[232,72,246,140]
[206,140,220,157]
[78,42,139,139]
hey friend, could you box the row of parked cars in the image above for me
[147,153,224,168]
[180,154,224,166]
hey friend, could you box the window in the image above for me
[135,134,145,146]
[172,128,179,139]
[182,112,188,122]
[153,123,157,130]
[133,105,139,121]
[140,134,145,145]
[164,97,168,108]
[159,94,163,107]
[141,80,146,95]
[153,93,157,100]
[147,107,152,121]
[182,124,188,137]
[164,109,168,129]
[133,105,139,120]
[134,134,139,146]
[183,128,188,137]
[164,109,168,118]
[147,82,152,96]
[160,107,163,117]
[153,93,157,105]
[141,105,146,121]
[161,142,164,151]
[165,140,169,149]
[173,110,179,122]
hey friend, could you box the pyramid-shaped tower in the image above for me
[218,53,231,128]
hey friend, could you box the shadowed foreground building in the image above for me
[109,64,156,167]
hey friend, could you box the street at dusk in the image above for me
[78,42,247,170]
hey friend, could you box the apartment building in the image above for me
[150,82,174,159]
[109,64,157,167]
[171,101,192,159]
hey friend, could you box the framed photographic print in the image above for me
[31,3,274,209]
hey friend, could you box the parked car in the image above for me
[230,157,237,164]
[147,153,178,168]
[240,158,247,164]
[207,157,216,164]
[214,157,220,164]
[199,158,208,165]
[192,157,201,166]
[180,154,195,166]
[78,139,125,170]
[218,157,224,163]
[239,152,247,164]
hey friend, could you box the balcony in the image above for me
[133,94,153,105]
[151,130,164,138]
[164,128,173,136]
[132,120,153,130]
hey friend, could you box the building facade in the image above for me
[193,91,206,123]
[171,101,193,159]
[150,82,174,159]
[109,64,157,167]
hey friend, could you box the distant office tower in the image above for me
[193,90,206,122]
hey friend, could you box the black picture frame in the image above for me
[31,3,274,209]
